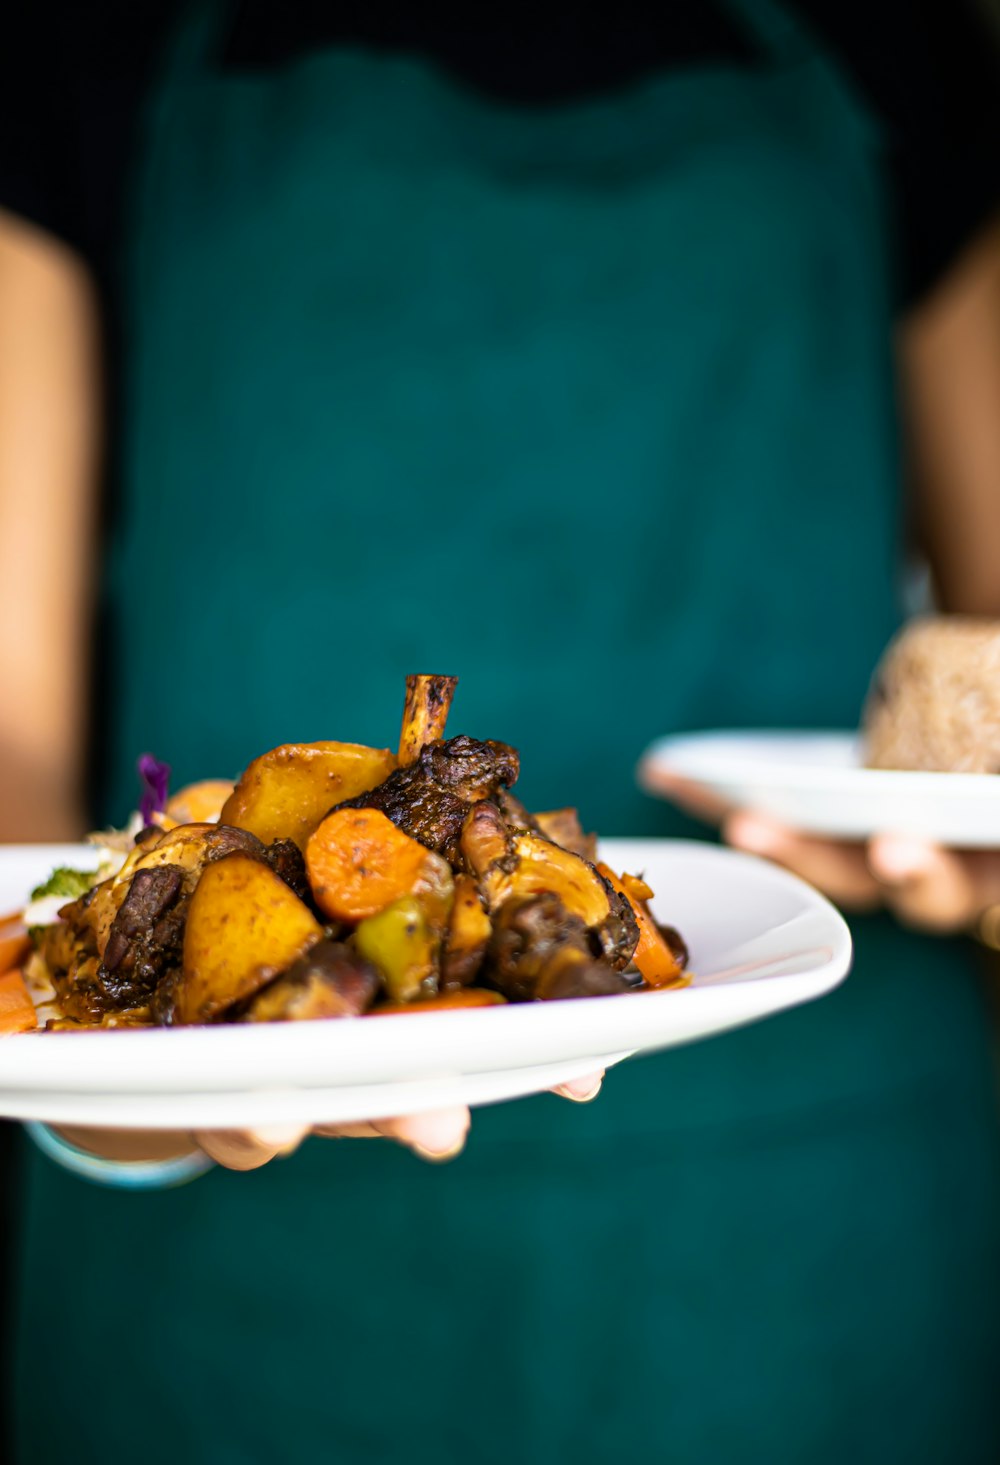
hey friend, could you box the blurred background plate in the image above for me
[641,730,1000,847]
[0,838,851,1128]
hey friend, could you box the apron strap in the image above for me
[159,0,237,86]
[723,0,882,148]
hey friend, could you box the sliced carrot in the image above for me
[0,969,38,1034]
[619,871,654,904]
[0,913,32,975]
[597,863,684,988]
[306,807,453,924]
[373,988,506,1014]
[163,779,235,825]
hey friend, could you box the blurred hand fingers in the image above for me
[868,836,1000,933]
[640,771,732,826]
[551,1070,604,1102]
[725,812,883,911]
[193,1124,310,1170]
[315,1107,472,1161]
[371,1106,471,1161]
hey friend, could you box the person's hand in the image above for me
[657,773,1000,935]
[51,1069,604,1172]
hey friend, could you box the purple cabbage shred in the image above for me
[137,753,172,825]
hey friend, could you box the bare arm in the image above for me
[901,211,1000,617]
[0,209,99,841]
[677,214,1000,930]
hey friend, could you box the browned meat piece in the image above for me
[592,886,641,971]
[96,865,185,1011]
[486,893,639,1002]
[264,837,312,903]
[533,808,598,863]
[332,735,519,863]
[149,963,184,1025]
[241,940,380,1022]
[487,892,590,1001]
[535,955,644,1001]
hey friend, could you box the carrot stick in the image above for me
[0,969,38,1034]
[597,863,684,988]
[0,914,32,975]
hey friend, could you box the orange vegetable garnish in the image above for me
[619,872,654,904]
[0,969,38,1034]
[373,988,506,1014]
[0,913,32,975]
[597,863,684,988]
[306,807,453,924]
[163,779,235,826]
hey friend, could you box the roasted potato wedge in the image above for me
[220,742,396,849]
[178,854,323,1023]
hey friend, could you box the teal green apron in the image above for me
[11,5,1000,1462]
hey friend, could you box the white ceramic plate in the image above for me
[641,730,1000,848]
[0,839,851,1129]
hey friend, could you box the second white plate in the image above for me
[641,730,1000,847]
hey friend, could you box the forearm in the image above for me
[900,212,1000,615]
[0,210,100,841]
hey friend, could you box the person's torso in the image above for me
[16,10,1000,1464]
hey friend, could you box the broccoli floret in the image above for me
[29,866,95,902]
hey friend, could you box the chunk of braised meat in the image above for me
[97,865,185,1010]
[240,940,380,1022]
[149,961,184,1025]
[536,956,645,1001]
[332,734,519,863]
[487,892,590,1002]
[264,837,311,903]
[592,886,641,971]
[486,892,638,1002]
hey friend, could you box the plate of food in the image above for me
[0,676,851,1129]
[640,618,1000,848]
